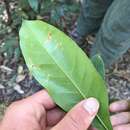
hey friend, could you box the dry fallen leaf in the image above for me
[0,65,13,73]
[14,83,24,94]
[17,65,24,74]
[16,75,26,83]
[0,84,5,89]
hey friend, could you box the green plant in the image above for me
[19,20,112,130]
[91,54,105,79]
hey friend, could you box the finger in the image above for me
[113,124,130,130]
[47,107,65,126]
[90,128,97,130]
[89,128,97,130]
[88,126,97,130]
[110,100,130,112]
[26,90,56,109]
[111,112,130,126]
[45,126,51,130]
[53,98,99,130]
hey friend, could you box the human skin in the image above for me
[0,90,99,130]
[1,90,130,130]
[110,100,130,130]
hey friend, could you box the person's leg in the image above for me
[91,0,130,67]
[77,0,113,37]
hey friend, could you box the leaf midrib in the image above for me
[24,22,108,130]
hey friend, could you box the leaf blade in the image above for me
[19,20,112,130]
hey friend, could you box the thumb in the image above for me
[52,98,99,130]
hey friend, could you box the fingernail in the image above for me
[83,98,99,115]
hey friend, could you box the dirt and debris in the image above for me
[106,50,130,100]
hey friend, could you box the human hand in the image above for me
[0,90,99,130]
[110,100,130,130]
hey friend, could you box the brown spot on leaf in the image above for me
[48,32,52,40]
[57,43,63,49]
[54,42,63,51]
[58,43,61,48]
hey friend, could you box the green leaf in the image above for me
[91,54,105,79]
[28,0,39,12]
[19,20,112,130]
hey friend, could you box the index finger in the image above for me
[27,89,56,110]
[110,100,130,113]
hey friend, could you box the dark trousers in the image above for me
[77,0,130,66]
